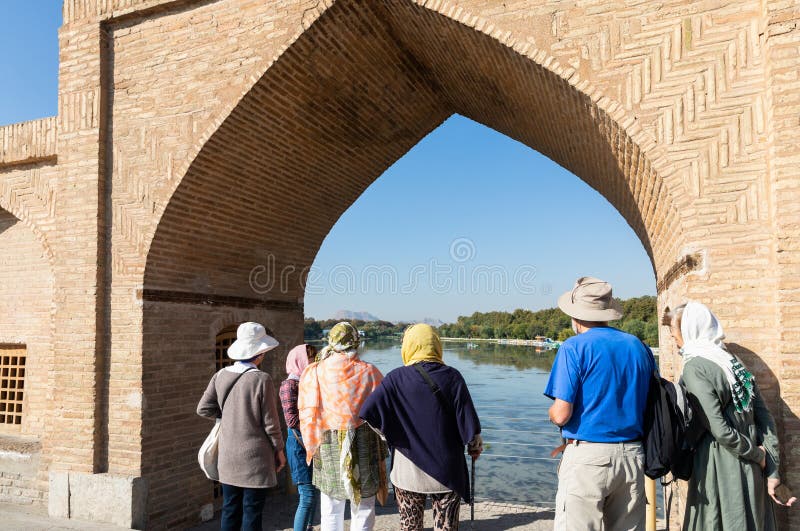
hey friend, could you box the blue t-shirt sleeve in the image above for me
[642,342,658,376]
[544,344,581,403]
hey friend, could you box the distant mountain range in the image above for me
[329,310,443,327]
[332,310,381,322]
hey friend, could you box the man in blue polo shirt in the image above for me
[544,277,653,531]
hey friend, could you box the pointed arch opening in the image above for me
[141,0,685,524]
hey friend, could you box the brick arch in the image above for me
[9,0,789,527]
[0,204,56,343]
[139,0,689,526]
[0,180,56,269]
[144,0,686,302]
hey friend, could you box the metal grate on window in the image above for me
[0,346,26,426]
[215,329,237,371]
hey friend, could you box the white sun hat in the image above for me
[227,322,279,360]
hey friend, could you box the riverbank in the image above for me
[441,336,560,348]
[440,336,660,356]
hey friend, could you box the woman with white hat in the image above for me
[198,322,287,531]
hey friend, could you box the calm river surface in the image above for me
[358,338,561,506]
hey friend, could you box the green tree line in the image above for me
[437,296,659,346]
[304,318,406,340]
[305,295,659,346]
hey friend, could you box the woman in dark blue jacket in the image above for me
[360,324,482,531]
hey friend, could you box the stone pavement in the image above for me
[0,502,126,530]
[190,496,556,531]
[0,497,553,530]
[190,493,672,531]
[0,496,666,530]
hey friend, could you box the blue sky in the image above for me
[2,4,655,323]
[307,116,655,322]
[0,3,62,124]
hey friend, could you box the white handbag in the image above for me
[198,368,255,480]
[198,419,223,480]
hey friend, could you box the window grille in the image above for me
[215,328,237,371]
[0,346,26,426]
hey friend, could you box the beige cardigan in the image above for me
[197,368,285,488]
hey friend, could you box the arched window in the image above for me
[214,326,238,371]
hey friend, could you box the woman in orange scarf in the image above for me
[299,322,387,531]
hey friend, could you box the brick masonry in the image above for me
[0,209,52,506]
[0,0,798,528]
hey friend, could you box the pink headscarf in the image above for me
[286,344,310,379]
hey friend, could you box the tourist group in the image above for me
[197,276,794,531]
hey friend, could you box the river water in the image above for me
[358,337,561,506]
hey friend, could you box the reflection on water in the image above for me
[449,342,557,372]
[358,338,561,506]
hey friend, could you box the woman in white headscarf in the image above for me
[666,302,794,531]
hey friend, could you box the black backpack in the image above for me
[643,373,695,480]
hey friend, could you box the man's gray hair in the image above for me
[661,303,687,327]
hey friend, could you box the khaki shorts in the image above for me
[554,440,645,531]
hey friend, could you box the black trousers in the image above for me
[220,483,268,531]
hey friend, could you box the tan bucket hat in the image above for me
[557,276,623,322]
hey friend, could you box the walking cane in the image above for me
[471,455,476,522]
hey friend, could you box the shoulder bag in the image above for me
[413,363,476,517]
[413,363,455,415]
[198,367,256,480]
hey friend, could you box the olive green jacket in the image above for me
[681,357,779,531]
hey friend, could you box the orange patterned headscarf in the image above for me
[298,351,383,464]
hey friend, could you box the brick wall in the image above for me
[140,302,302,527]
[0,118,57,167]
[0,0,797,527]
[0,470,43,506]
[0,209,54,504]
[766,2,800,529]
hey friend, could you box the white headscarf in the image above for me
[680,301,755,412]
